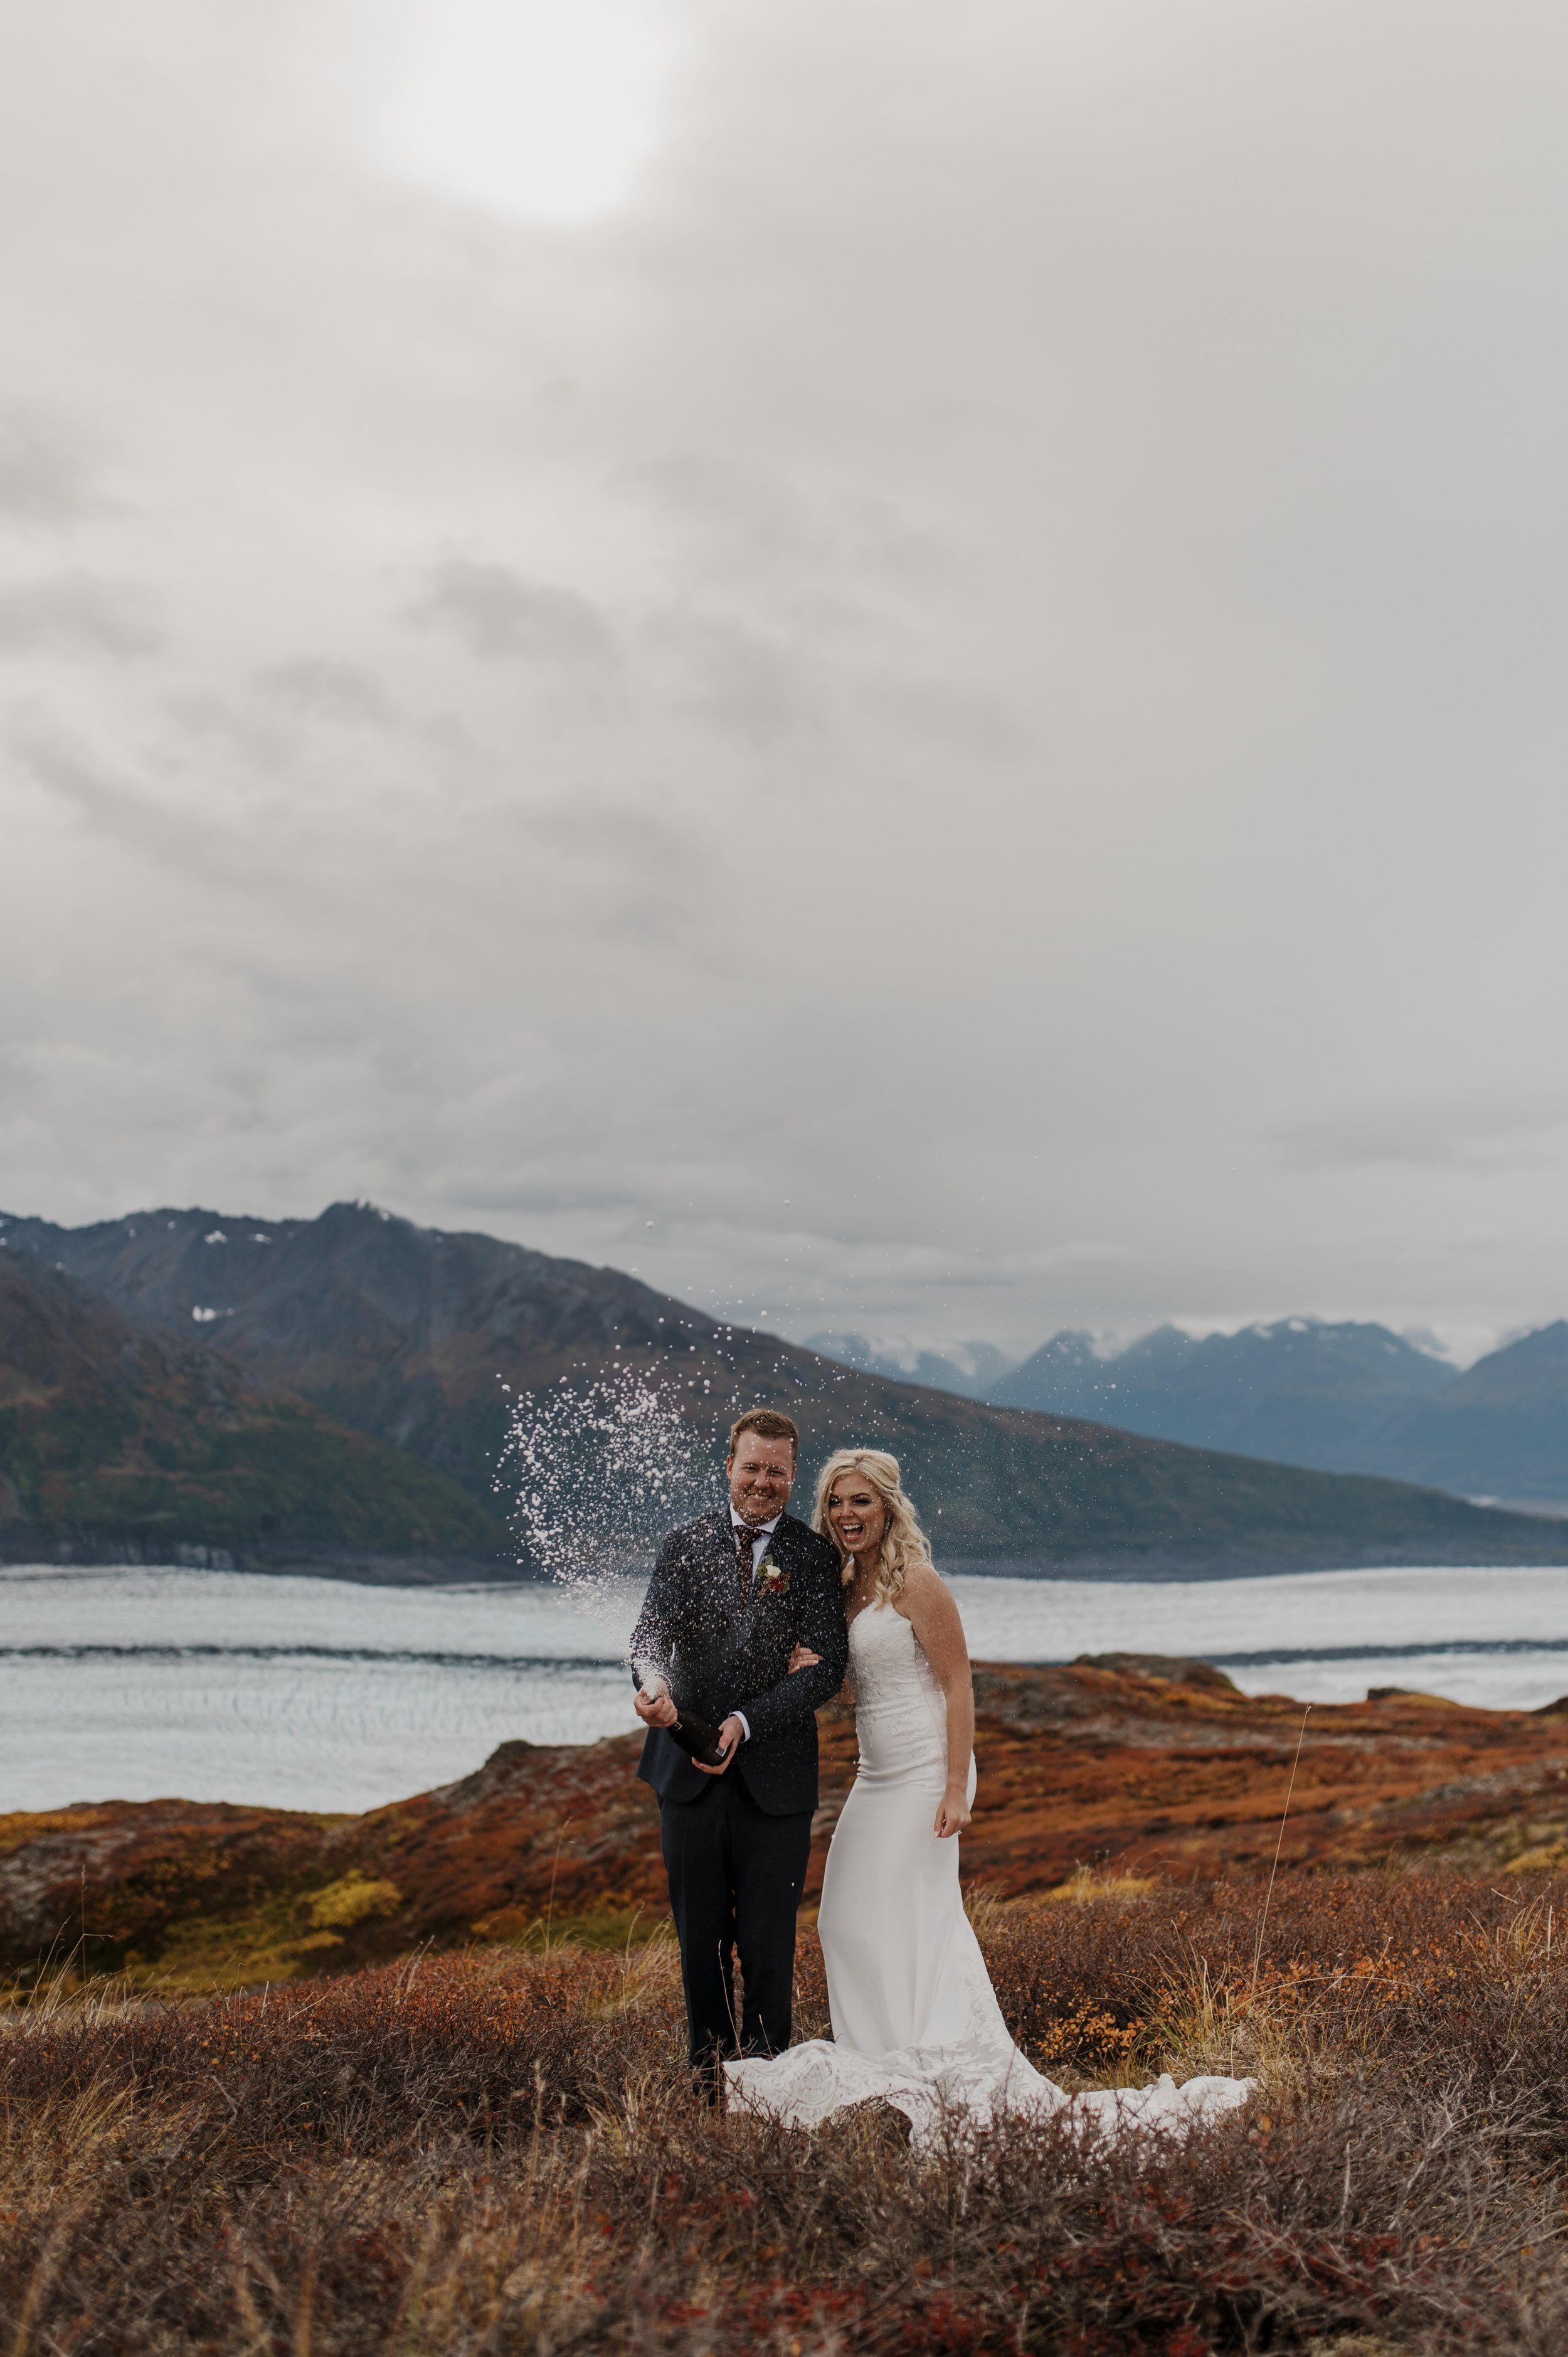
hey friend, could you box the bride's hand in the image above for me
[934,1786,971,1839]
[787,1644,822,1674]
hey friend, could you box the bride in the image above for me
[724,1448,1253,2146]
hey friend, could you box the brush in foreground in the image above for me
[6,1873,1568,2353]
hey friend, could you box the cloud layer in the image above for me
[2,0,1565,1359]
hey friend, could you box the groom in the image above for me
[631,1408,847,2094]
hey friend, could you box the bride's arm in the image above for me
[788,1643,852,1706]
[900,1567,974,1839]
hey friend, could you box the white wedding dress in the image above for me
[725,1600,1253,2148]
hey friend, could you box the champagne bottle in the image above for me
[662,1706,729,1767]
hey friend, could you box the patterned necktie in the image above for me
[733,1519,759,1597]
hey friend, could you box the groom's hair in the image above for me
[727,1408,800,1460]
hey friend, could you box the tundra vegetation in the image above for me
[7,1873,1568,2354]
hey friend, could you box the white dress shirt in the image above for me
[731,1505,783,1573]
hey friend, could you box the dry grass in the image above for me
[6,1873,1568,2353]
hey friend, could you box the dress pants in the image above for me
[659,1772,812,2086]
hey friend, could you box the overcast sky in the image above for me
[3,0,1565,1363]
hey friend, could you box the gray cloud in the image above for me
[9,725,252,886]
[257,659,397,728]
[623,452,948,592]
[0,574,161,659]
[642,609,824,748]
[0,404,97,522]
[410,561,622,678]
[1270,1095,1568,1173]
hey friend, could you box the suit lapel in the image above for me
[696,1510,741,1645]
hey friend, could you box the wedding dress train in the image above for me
[725,1600,1253,2148]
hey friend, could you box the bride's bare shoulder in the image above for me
[895,1561,950,1614]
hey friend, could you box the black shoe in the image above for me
[692,2055,728,2109]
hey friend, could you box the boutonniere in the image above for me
[756,1557,792,1597]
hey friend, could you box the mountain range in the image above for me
[3,1202,1565,1577]
[802,1332,1015,1400]
[986,1318,1568,1509]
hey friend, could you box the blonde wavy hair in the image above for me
[812,1448,934,1609]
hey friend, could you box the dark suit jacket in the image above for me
[630,1507,847,1816]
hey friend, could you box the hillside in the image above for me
[8,1657,1568,1987]
[3,1202,1565,1570]
[0,1252,506,1575]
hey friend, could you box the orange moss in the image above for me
[6,1657,1568,1991]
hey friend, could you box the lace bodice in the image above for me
[849,1601,950,1779]
[849,1600,946,1710]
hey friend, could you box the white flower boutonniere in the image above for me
[756,1556,792,1598]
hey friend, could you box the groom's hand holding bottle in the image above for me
[634,1677,746,1774]
[692,1715,746,1775]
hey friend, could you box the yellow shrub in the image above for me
[306,1876,402,1930]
